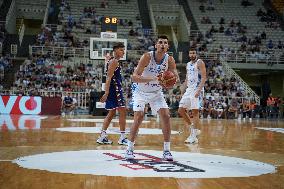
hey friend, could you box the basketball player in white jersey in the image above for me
[178,47,206,144]
[125,35,179,161]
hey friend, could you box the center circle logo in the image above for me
[13,150,275,178]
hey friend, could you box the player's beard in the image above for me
[158,47,166,53]
[190,56,197,61]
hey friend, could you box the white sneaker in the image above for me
[125,149,134,160]
[184,136,198,144]
[163,151,173,161]
[118,138,129,145]
[96,136,113,144]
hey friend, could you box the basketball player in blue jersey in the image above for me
[125,35,179,161]
[178,47,207,144]
[96,42,129,145]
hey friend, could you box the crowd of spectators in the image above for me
[11,54,103,94]
[256,8,280,29]
[194,0,284,65]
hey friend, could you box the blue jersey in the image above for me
[64,96,73,105]
[105,58,125,110]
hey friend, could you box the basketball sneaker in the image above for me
[184,129,199,144]
[118,138,129,146]
[125,149,135,160]
[163,151,173,161]
[96,136,113,144]
[184,136,199,144]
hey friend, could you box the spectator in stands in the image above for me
[207,0,215,10]
[62,93,76,114]
[136,14,140,21]
[266,93,276,116]
[225,28,232,36]
[170,95,180,117]
[241,99,251,119]
[67,14,74,28]
[202,97,214,119]
[277,41,283,49]
[267,40,274,49]
[257,8,265,17]
[219,17,225,25]
[229,19,236,27]
[260,31,266,40]
[250,100,257,118]
[101,0,109,8]
[128,20,133,27]
[219,24,224,33]
[273,96,281,118]
[215,100,226,118]
[201,16,212,24]
[0,64,4,81]
[205,31,213,43]
[240,42,247,52]
[227,99,239,119]
[209,25,218,33]
[29,89,39,96]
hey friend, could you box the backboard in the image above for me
[89,37,127,60]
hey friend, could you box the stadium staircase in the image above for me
[47,0,61,25]
[137,0,152,29]
[18,35,36,57]
[220,57,260,104]
[2,59,24,89]
[2,34,35,57]
[177,0,199,31]
[0,0,12,21]
[2,34,19,56]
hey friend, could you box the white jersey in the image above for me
[186,59,201,91]
[136,51,169,92]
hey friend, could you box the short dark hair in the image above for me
[156,35,169,42]
[113,42,125,50]
[189,46,197,52]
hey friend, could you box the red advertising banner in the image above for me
[41,97,62,115]
[0,96,61,115]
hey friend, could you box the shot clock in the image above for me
[101,17,118,32]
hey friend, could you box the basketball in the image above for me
[160,70,177,88]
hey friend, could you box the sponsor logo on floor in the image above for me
[13,150,275,178]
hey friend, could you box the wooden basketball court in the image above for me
[0,115,283,189]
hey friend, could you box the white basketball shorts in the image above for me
[132,90,168,114]
[179,88,200,110]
